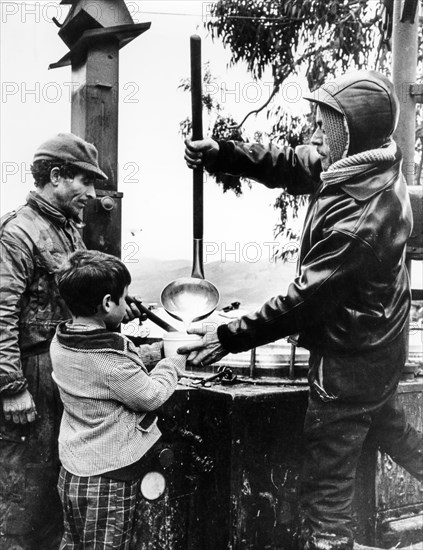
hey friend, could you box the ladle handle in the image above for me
[127,297,179,333]
[190,34,205,279]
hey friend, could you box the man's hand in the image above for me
[2,389,37,424]
[184,137,219,169]
[177,325,229,367]
[124,296,148,324]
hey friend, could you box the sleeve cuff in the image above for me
[216,323,239,354]
[165,355,187,378]
[0,378,28,396]
[206,141,235,173]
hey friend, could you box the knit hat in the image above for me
[319,104,349,164]
[33,133,108,180]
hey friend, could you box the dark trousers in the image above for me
[0,351,63,550]
[300,340,423,550]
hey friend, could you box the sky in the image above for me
[0,0,309,263]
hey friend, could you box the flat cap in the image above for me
[33,132,108,180]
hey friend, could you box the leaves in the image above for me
[180,0,422,261]
[206,0,386,89]
[179,67,247,195]
[211,115,247,194]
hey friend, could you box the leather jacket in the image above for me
[0,191,85,395]
[214,141,413,355]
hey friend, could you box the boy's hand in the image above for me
[124,296,148,324]
[2,389,37,424]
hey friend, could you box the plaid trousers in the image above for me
[58,467,140,550]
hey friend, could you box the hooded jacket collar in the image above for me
[319,141,402,202]
[338,161,402,201]
[55,321,126,352]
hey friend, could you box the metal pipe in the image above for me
[289,344,296,379]
[249,348,257,379]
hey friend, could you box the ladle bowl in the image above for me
[161,277,219,324]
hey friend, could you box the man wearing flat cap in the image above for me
[183,71,423,550]
[0,133,107,549]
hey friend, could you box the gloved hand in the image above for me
[184,136,219,170]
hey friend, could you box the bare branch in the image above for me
[229,84,281,129]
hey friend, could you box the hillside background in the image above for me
[129,258,297,311]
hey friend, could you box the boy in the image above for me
[50,250,185,549]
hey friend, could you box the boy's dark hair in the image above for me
[57,250,131,317]
[31,160,87,188]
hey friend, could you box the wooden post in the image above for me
[392,0,420,362]
[70,41,122,256]
[392,0,420,185]
[49,1,150,256]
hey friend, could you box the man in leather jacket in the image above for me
[182,71,423,550]
[0,133,108,549]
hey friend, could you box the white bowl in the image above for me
[163,332,202,359]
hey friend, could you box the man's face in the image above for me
[311,107,331,171]
[53,171,96,218]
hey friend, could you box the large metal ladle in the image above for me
[161,35,219,325]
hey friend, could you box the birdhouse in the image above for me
[49,0,150,70]
[58,0,134,49]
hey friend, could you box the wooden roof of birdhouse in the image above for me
[58,0,134,49]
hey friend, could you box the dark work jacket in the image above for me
[214,142,413,356]
[0,192,85,395]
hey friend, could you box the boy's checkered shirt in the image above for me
[50,322,185,477]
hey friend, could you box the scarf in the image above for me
[320,140,397,186]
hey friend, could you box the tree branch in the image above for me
[229,84,281,129]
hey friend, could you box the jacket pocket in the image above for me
[310,347,403,403]
[136,412,158,433]
[309,355,338,403]
[33,248,68,322]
